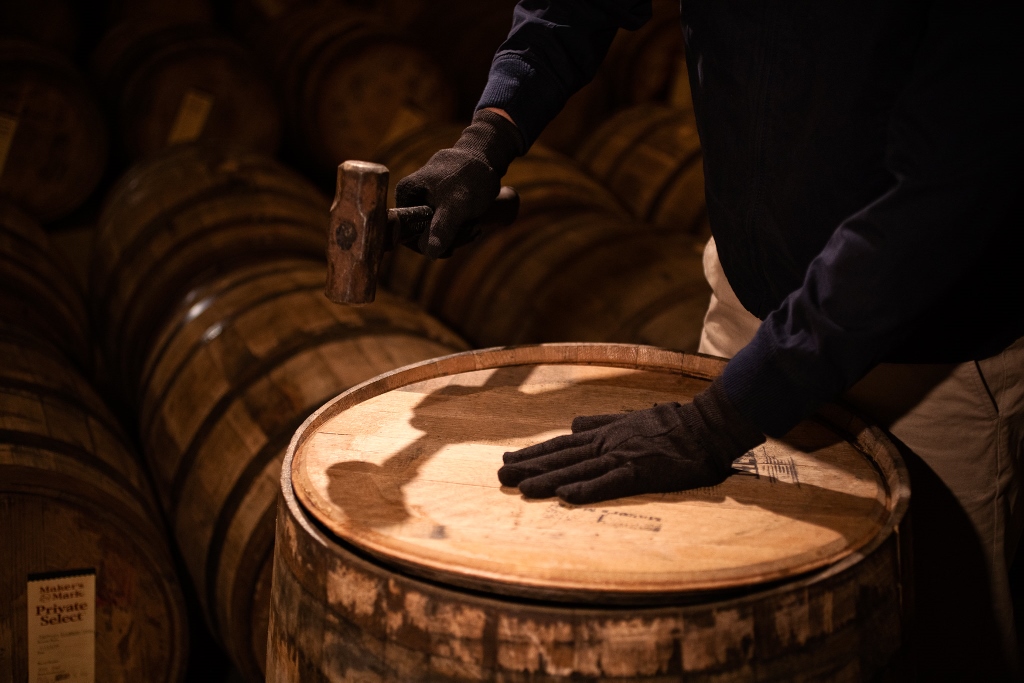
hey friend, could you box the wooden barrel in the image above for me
[0,201,91,369]
[373,124,631,304]
[399,0,520,117]
[0,39,107,223]
[603,0,692,112]
[535,74,615,156]
[136,257,467,680]
[269,344,911,681]
[359,122,706,353]
[259,5,455,175]
[0,331,189,683]
[536,0,691,155]
[409,210,709,352]
[576,103,709,237]
[90,145,328,396]
[93,21,280,160]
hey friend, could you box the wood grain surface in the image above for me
[0,201,90,369]
[90,145,327,395]
[135,258,467,680]
[292,345,898,600]
[271,344,910,682]
[0,333,187,683]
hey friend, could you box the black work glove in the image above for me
[498,378,766,505]
[395,109,524,258]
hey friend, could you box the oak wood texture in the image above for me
[0,334,188,683]
[270,344,910,681]
[0,39,107,223]
[576,104,708,237]
[325,161,390,304]
[135,258,467,680]
[92,21,280,160]
[255,4,455,174]
[0,201,91,369]
[90,145,327,396]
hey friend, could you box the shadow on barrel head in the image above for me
[322,365,888,548]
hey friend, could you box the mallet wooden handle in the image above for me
[326,160,519,305]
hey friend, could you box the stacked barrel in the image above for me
[373,118,710,354]
[88,145,468,680]
[1,202,189,682]
[2,0,722,680]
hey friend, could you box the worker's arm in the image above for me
[501,0,1019,503]
[476,0,652,147]
[396,0,652,258]
[720,0,1018,438]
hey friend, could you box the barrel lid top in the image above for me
[290,344,904,602]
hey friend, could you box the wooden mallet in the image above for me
[325,160,519,305]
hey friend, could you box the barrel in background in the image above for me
[1,221,188,683]
[576,103,709,237]
[90,147,469,680]
[136,259,467,679]
[0,201,92,370]
[374,123,631,303]
[0,39,107,223]
[93,20,280,160]
[89,145,328,396]
[249,4,455,178]
[374,123,708,353]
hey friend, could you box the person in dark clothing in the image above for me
[395,0,1022,677]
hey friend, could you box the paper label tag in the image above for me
[27,569,96,683]
[0,113,19,177]
[167,89,214,145]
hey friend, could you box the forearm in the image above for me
[476,0,652,148]
[720,0,1017,437]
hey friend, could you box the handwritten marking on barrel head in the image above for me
[732,447,800,486]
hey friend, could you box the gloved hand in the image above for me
[498,378,766,505]
[395,109,524,258]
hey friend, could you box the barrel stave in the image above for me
[268,345,909,681]
[1,334,188,682]
[129,255,466,679]
[269,463,904,681]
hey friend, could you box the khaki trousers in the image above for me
[699,238,1024,680]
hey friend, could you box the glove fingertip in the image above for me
[497,465,524,487]
[518,477,555,499]
[554,482,595,506]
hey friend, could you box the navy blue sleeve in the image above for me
[476,0,652,148]
[720,0,1018,437]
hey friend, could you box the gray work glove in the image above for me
[498,378,766,505]
[395,109,523,258]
